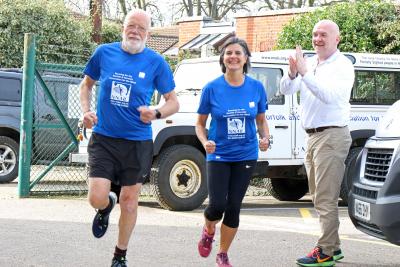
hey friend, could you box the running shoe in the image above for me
[92,191,117,238]
[333,249,344,261]
[198,227,214,257]
[111,256,127,267]
[216,252,232,267]
[296,247,335,267]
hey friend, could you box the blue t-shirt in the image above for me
[84,42,175,140]
[197,75,267,162]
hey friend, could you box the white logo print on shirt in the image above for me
[227,118,245,134]
[110,81,131,107]
[225,108,248,140]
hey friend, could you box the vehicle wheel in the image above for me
[265,178,308,201]
[0,136,19,183]
[151,145,207,211]
[340,147,362,205]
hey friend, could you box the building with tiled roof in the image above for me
[148,25,179,56]
[147,34,178,55]
[177,8,315,55]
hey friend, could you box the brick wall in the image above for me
[178,8,314,52]
[236,14,295,52]
[235,8,314,52]
[177,19,202,48]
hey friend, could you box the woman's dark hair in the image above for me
[219,37,251,74]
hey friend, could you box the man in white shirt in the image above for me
[280,20,354,267]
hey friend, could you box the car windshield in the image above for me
[174,60,221,93]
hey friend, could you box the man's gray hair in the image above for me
[123,9,151,29]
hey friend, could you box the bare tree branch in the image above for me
[196,0,201,15]
[179,0,253,20]
[182,0,194,16]
[118,0,128,15]
[258,0,345,10]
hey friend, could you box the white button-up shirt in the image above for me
[280,50,355,130]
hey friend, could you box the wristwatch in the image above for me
[155,109,162,119]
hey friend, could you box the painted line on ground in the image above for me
[156,208,399,248]
[339,235,398,247]
[299,208,312,219]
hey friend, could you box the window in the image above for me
[0,77,21,102]
[351,71,400,105]
[40,76,82,118]
[248,67,284,105]
[43,80,69,114]
[174,61,221,92]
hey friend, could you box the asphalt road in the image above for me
[0,182,399,267]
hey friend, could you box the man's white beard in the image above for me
[122,38,146,54]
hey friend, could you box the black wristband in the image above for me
[155,109,162,119]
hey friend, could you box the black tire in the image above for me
[0,136,19,183]
[151,144,207,211]
[265,178,308,201]
[340,147,362,205]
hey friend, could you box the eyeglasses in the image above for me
[126,24,148,34]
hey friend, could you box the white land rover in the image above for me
[71,50,400,211]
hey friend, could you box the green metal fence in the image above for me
[19,34,89,197]
[29,63,88,195]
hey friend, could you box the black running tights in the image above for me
[204,160,256,228]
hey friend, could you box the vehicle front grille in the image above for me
[357,221,384,239]
[353,185,378,200]
[364,148,393,183]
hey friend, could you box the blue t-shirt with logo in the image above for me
[197,75,267,162]
[83,42,175,140]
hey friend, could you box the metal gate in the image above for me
[19,34,88,197]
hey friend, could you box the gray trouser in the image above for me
[304,126,351,256]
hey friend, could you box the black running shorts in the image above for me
[87,133,153,186]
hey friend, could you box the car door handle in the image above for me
[275,125,289,129]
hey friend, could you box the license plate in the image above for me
[354,199,371,221]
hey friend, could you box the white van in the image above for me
[71,50,400,211]
[348,99,400,245]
